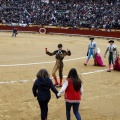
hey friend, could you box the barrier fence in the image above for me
[0,25,120,38]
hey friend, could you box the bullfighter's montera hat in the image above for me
[58,43,63,48]
[89,37,94,40]
[108,40,114,43]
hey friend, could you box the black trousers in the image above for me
[38,100,49,120]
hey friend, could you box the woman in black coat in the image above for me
[32,69,58,120]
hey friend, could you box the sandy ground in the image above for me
[0,32,120,120]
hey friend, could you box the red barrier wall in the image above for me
[46,28,120,38]
[0,25,39,32]
[0,25,120,38]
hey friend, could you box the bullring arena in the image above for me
[0,31,120,120]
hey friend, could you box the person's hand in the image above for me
[67,49,70,52]
[57,95,61,99]
[86,52,88,56]
[45,48,47,52]
[56,94,61,99]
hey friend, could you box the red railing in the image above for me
[0,25,120,38]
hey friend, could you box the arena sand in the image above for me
[0,32,120,120]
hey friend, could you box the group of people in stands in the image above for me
[0,0,120,29]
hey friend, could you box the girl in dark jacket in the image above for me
[32,69,58,120]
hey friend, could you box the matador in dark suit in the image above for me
[46,44,71,87]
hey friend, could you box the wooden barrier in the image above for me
[0,25,39,32]
[0,25,120,38]
[46,28,120,38]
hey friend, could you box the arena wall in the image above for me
[0,25,120,38]
[46,28,120,39]
[0,25,39,32]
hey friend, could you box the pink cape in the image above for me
[114,57,120,71]
[95,53,106,67]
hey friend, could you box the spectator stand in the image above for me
[0,0,120,39]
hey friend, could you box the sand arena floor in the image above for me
[0,32,120,120]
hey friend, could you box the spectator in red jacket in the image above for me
[57,68,83,120]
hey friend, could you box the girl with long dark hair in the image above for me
[57,68,83,120]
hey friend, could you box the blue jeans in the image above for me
[66,102,81,120]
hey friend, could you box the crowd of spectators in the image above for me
[0,0,120,29]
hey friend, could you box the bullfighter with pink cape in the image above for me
[84,37,105,67]
[104,40,118,72]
